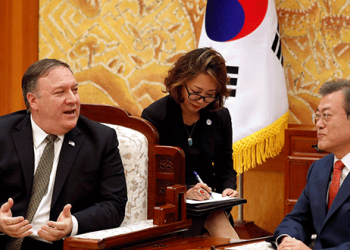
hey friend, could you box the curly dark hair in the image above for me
[164,47,230,111]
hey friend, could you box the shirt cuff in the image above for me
[70,215,78,236]
[275,234,290,247]
[61,215,78,240]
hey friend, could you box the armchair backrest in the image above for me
[104,123,148,225]
[79,104,186,220]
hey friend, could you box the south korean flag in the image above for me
[198,0,289,173]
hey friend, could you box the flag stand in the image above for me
[238,173,243,221]
[234,173,272,239]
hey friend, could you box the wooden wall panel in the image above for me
[231,149,285,234]
[0,0,38,116]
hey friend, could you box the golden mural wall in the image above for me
[39,0,206,116]
[277,0,350,124]
[39,0,350,124]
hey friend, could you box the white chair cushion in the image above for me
[103,123,148,226]
[72,219,155,240]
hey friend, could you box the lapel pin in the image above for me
[69,141,75,146]
[206,119,212,125]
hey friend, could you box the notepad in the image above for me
[186,192,247,216]
[186,191,238,204]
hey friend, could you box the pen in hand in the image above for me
[193,171,213,199]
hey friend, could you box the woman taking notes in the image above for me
[141,47,239,239]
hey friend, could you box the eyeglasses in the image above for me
[184,84,217,103]
[312,112,348,125]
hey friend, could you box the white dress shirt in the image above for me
[30,116,78,242]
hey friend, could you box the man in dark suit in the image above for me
[274,79,350,250]
[0,59,127,250]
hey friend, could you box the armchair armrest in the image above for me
[154,184,187,225]
[63,220,191,250]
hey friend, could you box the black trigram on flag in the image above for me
[271,23,283,66]
[226,66,239,97]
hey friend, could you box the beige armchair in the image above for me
[63,104,191,250]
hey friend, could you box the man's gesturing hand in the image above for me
[0,198,32,238]
[38,204,73,242]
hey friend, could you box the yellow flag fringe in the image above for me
[232,111,289,174]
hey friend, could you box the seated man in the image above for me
[0,59,127,250]
[274,79,350,250]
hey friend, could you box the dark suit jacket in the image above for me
[0,110,127,248]
[274,153,350,249]
[141,95,237,192]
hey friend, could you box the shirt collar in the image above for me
[334,153,350,171]
[31,115,63,149]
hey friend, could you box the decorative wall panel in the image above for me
[39,0,205,115]
[277,0,350,124]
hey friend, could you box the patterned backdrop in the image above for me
[39,0,350,124]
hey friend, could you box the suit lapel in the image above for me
[167,100,187,147]
[200,111,215,159]
[317,156,334,223]
[12,116,35,196]
[51,126,83,208]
